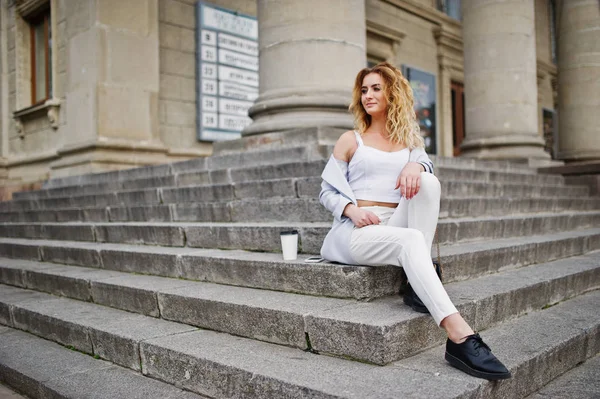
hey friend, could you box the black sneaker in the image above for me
[401,260,442,314]
[445,333,512,380]
[403,284,429,313]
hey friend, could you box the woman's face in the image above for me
[361,73,387,117]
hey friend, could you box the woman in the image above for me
[319,62,510,381]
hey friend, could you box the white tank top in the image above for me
[348,131,410,203]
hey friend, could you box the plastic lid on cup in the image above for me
[280,230,298,235]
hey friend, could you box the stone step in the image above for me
[525,353,600,398]
[0,279,598,397]
[15,161,568,200]
[38,145,327,191]
[1,195,599,224]
[0,227,598,298]
[1,176,589,213]
[138,289,600,398]
[0,252,598,365]
[14,158,568,202]
[0,327,205,399]
[0,210,598,252]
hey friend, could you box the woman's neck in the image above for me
[367,116,387,136]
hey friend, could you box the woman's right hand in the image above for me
[344,204,380,228]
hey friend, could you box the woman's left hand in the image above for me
[396,162,425,199]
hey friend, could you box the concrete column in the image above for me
[557,0,600,162]
[460,0,549,159]
[242,0,366,136]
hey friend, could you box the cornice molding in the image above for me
[15,0,49,19]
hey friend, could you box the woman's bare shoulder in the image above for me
[333,130,358,162]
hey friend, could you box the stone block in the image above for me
[180,27,195,52]
[41,224,95,242]
[120,175,176,191]
[108,205,172,222]
[161,0,195,28]
[106,30,158,89]
[229,161,325,182]
[171,203,230,222]
[11,304,93,354]
[297,226,327,254]
[98,0,151,35]
[164,100,195,126]
[180,77,195,101]
[100,249,180,277]
[157,285,309,348]
[234,179,296,200]
[98,85,154,140]
[0,264,26,288]
[91,274,196,317]
[296,177,321,198]
[229,198,328,223]
[88,313,197,371]
[40,246,101,268]
[0,329,110,399]
[22,210,57,223]
[161,184,234,204]
[174,171,211,187]
[170,157,208,173]
[95,224,184,246]
[159,22,180,50]
[115,189,161,206]
[0,224,43,240]
[207,169,230,184]
[185,225,284,251]
[159,73,180,99]
[160,48,194,77]
[55,209,85,222]
[23,267,93,301]
[40,364,204,399]
[66,0,94,39]
[0,243,40,261]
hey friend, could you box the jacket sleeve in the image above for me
[319,159,353,221]
[319,180,353,222]
[410,147,434,174]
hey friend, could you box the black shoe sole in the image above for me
[445,352,512,381]
[403,293,430,314]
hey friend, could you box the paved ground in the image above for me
[527,354,600,398]
[0,383,27,398]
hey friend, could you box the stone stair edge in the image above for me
[0,326,205,399]
[39,145,328,190]
[8,173,585,207]
[0,210,599,254]
[0,252,598,365]
[32,156,562,198]
[0,282,598,398]
[1,195,599,224]
[0,227,598,298]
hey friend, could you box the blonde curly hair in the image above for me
[349,62,424,149]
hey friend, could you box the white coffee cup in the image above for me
[280,230,299,260]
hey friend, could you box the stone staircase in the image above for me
[0,131,598,398]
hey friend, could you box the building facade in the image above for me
[0,0,598,192]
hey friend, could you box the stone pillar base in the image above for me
[243,92,353,136]
[460,134,551,160]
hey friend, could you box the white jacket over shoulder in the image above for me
[319,149,434,265]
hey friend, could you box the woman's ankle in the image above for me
[441,313,474,343]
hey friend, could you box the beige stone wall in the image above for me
[158,0,255,155]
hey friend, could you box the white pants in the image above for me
[349,172,458,325]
